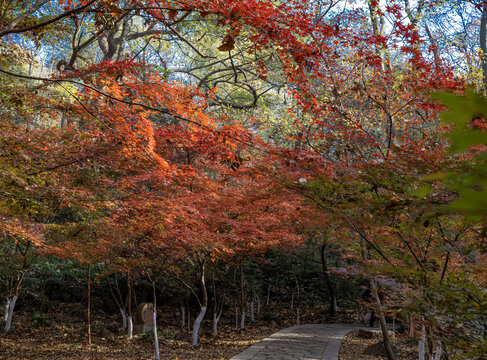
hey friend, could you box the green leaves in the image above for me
[433,90,487,218]
[434,90,487,153]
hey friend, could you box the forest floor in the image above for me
[339,329,417,360]
[0,301,416,359]
[0,302,353,359]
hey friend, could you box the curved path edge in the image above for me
[320,325,358,360]
[230,324,363,360]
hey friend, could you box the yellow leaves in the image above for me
[0,216,43,247]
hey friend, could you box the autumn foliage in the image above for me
[0,0,486,358]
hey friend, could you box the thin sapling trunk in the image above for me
[192,259,208,346]
[240,309,246,329]
[211,270,226,336]
[181,306,185,328]
[235,307,238,328]
[127,277,133,339]
[87,264,91,346]
[151,280,159,360]
[239,264,246,329]
[255,290,260,314]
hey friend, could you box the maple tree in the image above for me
[0,0,487,358]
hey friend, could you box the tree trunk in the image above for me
[211,269,226,336]
[266,286,270,306]
[192,306,207,345]
[127,277,133,339]
[419,325,425,360]
[359,235,396,360]
[120,308,127,329]
[152,281,160,360]
[153,310,159,359]
[255,292,260,314]
[434,340,442,360]
[320,243,336,317]
[181,306,185,328]
[4,298,10,322]
[480,3,487,92]
[5,270,25,333]
[128,315,133,339]
[370,279,396,360]
[108,274,127,330]
[240,310,246,329]
[424,23,441,71]
[4,295,17,332]
[213,311,222,336]
[250,284,255,322]
[367,0,390,70]
[235,307,238,328]
[192,260,208,346]
[295,280,300,322]
[87,265,91,345]
[239,264,246,329]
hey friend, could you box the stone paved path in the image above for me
[230,324,361,360]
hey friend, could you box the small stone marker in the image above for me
[134,302,155,334]
[136,302,154,325]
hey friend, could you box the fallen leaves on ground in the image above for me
[0,302,360,359]
[339,330,417,360]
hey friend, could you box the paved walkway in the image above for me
[230,324,361,360]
